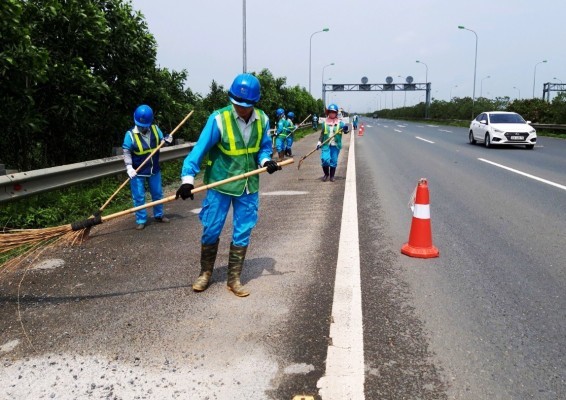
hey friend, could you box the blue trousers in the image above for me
[199,189,259,247]
[320,145,340,168]
[275,136,286,152]
[130,173,164,224]
[285,135,294,150]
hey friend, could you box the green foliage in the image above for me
[0,1,322,173]
[0,159,184,229]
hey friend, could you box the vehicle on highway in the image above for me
[468,111,536,149]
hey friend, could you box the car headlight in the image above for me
[493,128,504,133]
[529,129,536,134]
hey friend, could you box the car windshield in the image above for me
[489,113,525,124]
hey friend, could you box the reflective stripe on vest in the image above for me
[216,110,263,156]
[132,125,159,155]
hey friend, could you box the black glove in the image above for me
[175,183,194,200]
[343,125,349,134]
[264,160,281,174]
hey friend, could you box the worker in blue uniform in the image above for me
[317,103,349,182]
[285,111,295,156]
[274,107,288,161]
[175,73,281,297]
[122,104,172,230]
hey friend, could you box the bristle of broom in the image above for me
[0,225,86,274]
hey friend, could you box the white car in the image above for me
[468,111,537,149]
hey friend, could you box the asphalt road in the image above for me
[1,119,564,399]
[357,118,565,399]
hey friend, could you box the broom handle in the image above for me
[98,110,194,212]
[101,158,294,222]
[290,114,311,133]
[297,114,311,127]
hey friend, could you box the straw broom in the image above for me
[0,159,294,274]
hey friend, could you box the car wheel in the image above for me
[469,130,476,144]
[485,133,491,148]
[526,144,534,150]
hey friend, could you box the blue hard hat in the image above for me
[276,108,285,117]
[287,111,295,119]
[229,73,261,107]
[134,105,154,127]
[326,103,339,113]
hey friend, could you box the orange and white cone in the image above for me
[358,124,364,136]
[401,178,439,258]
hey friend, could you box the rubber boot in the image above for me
[329,167,336,182]
[192,240,219,292]
[278,151,285,161]
[227,243,250,297]
[322,166,329,182]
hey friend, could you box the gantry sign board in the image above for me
[322,82,430,92]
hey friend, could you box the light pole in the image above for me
[450,85,458,100]
[532,60,547,98]
[242,0,247,72]
[553,77,563,84]
[513,86,521,99]
[416,60,428,84]
[458,25,478,118]
[397,75,407,107]
[417,60,430,118]
[309,28,329,95]
[480,75,490,98]
[321,62,334,104]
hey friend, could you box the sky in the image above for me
[129,0,565,113]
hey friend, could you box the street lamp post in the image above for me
[532,60,547,98]
[309,28,329,95]
[322,62,335,104]
[513,86,521,99]
[242,0,247,72]
[416,60,428,84]
[480,75,490,98]
[416,60,430,118]
[553,77,563,84]
[458,25,478,118]
[397,75,407,107]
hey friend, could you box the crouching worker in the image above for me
[175,73,280,297]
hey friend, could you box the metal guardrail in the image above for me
[530,123,566,131]
[0,143,194,203]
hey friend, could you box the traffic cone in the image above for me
[358,124,364,136]
[401,178,439,258]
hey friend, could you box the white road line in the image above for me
[318,125,365,400]
[416,136,435,144]
[438,129,452,133]
[478,158,566,191]
[427,124,439,128]
[394,129,403,133]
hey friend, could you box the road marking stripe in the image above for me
[478,158,566,191]
[317,125,365,399]
[394,129,403,133]
[416,136,435,144]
